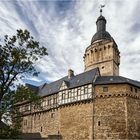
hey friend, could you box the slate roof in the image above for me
[91,31,112,44]
[91,15,112,44]
[38,68,99,97]
[26,83,38,92]
[95,76,140,88]
[26,70,140,98]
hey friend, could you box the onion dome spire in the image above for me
[91,5,112,44]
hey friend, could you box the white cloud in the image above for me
[0,0,140,84]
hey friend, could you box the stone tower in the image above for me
[84,12,120,76]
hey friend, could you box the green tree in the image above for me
[0,29,48,138]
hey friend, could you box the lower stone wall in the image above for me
[21,93,140,140]
[22,115,32,133]
[21,108,59,138]
[93,97,127,139]
[59,102,93,140]
[127,97,140,139]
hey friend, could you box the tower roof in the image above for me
[91,13,112,44]
[96,15,106,22]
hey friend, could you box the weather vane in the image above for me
[100,4,105,15]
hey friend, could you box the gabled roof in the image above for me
[59,80,69,89]
[95,76,140,88]
[38,68,99,97]
[26,83,38,92]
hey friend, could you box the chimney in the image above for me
[68,69,74,79]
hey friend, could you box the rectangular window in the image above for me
[84,86,88,94]
[77,89,81,96]
[103,87,108,92]
[48,99,51,106]
[67,91,69,98]
[130,87,133,92]
[71,91,74,97]
[88,88,92,93]
[135,88,137,93]
[62,93,65,100]
[43,100,46,107]
[50,98,53,105]
[38,114,40,120]
[98,121,100,126]
[53,97,57,104]
[51,113,54,118]
[41,127,42,132]
[34,114,36,120]
[24,120,27,126]
[81,89,84,95]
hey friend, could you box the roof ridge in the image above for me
[119,76,140,83]
[47,68,98,85]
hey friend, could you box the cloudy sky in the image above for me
[0,0,140,85]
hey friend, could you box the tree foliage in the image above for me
[0,29,48,138]
[0,29,47,103]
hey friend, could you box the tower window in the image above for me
[102,66,104,69]
[98,121,100,126]
[135,88,137,93]
[51,113,54,118]
[103,87,108,92]
[41,127,42,132]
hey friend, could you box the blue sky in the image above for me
[1,0,140,85]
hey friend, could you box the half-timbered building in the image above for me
[18,11,140,140]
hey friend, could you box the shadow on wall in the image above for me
[21,133,63,140]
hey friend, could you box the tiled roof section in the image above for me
[91,31,112,44]
[95,76,140,88]
[38,68,99,97]
[26,83,39,92]
[63,80,69,88]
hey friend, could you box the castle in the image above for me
[18,10,140,140]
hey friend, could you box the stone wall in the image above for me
[21,83,140,140]
[94,84,127,139]
[93,96,127,139]
[94,83,140,139]
[127,97,140,139]
[21,108,59,138]
[59,102,93,140]
[84,40,120,76]
[22,115,32,133]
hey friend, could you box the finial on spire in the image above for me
[100,4,105,15]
